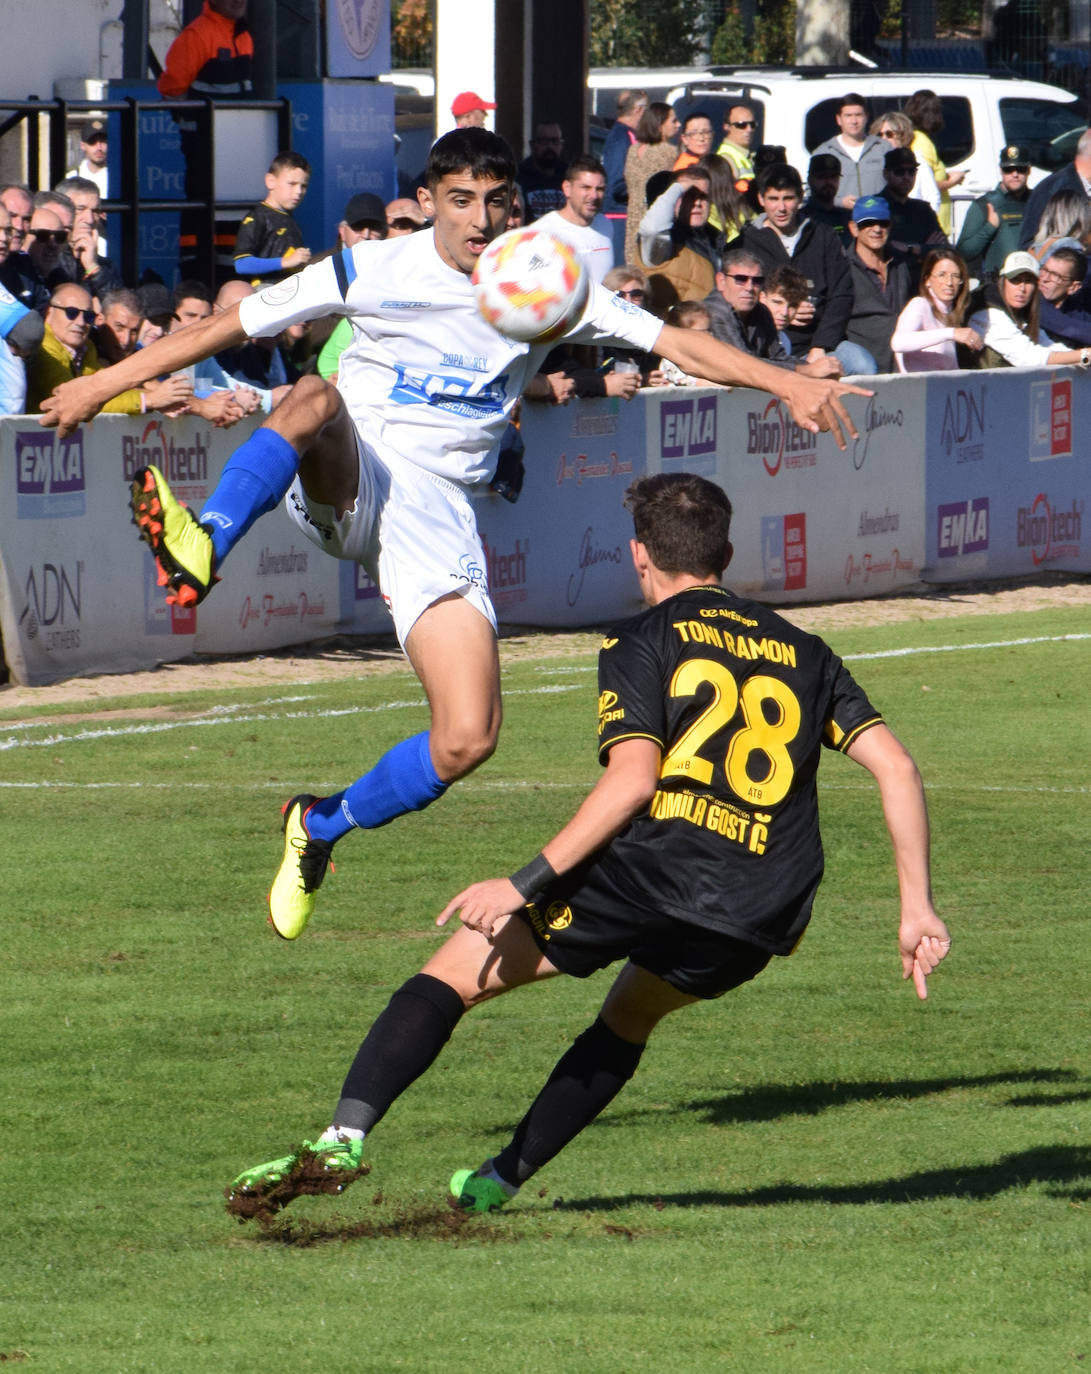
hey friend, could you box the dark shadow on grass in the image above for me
[674,1068,1082,1127]
[479,1068,1083,1138]
[552,1144,1091,1213]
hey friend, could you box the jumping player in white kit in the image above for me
[40,128,869,939]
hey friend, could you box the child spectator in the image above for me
[234,151,312,286]
[762,265,810,355]
[650,300,717,386]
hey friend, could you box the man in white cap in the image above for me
[451,92,496,129]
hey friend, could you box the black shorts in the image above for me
[516,860,773,999]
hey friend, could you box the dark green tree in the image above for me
[589,0,709,67]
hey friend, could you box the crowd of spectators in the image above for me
[5,80,1091,424]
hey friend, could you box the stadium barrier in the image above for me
[0,366,1087,685]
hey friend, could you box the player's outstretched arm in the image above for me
[845,722,951,999]
[437,738,661,939]
[651,321,873,452]
[39,303,250,437]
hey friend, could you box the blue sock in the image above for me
[306,732,449,843]
[199,428,300,568]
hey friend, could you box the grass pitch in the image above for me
[2,605,1089,1372]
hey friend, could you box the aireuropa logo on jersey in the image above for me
[15,429,85,518]
[939,387,985,465]
[1029,378,1071,461]
[120,420,209,489]
[746,398,816,476]
[937,497,989,558]
[19,559,82,652]
[1017,491,1082,566]
[660,396,717,474]
[760,513,806,591]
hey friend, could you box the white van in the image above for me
[636,68,1084,233]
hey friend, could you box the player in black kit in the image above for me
[226,472,951,1220]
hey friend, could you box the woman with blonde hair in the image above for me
[1028,189,1091,262]
[871,111,941,214]
[623,102,680,264]
[890,248,982,371]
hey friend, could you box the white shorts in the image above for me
[284,431,497,646]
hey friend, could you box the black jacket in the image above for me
[739,216,852,354]
[844,242,913,372]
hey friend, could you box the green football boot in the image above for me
[449,1162,515,1213]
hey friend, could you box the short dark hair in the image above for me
[172,279,214,309]
[564,155,606,182]
[835,93,869,115]
[624,473,732,578]
[665,300,711,328]
[1047,246,1088,284]
[757,162,803,197]
[682,109,714,132]
[425,128,517,190]
[766,265,810,307]
[268,150,311,176]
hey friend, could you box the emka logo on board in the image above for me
[760,514,807,592]
[1016,491,1082,566]
[15,429,86,518]
[746,398,816,476]
[660,396,717,466]
[19,560,82,652]
[937,498,989,558]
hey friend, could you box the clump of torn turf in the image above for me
[224,1146,372,1224]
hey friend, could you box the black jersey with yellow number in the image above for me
[595,584,881,954]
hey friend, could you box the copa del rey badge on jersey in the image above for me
[471,226,589,344]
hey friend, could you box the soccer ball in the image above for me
[471,227,589,344]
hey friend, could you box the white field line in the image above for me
[2,631,1088,755]
[0,684,579,752]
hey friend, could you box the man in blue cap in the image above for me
[842,195,912,374]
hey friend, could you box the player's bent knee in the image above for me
[430,722,498,781]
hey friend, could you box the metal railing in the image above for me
[0,95,292,286]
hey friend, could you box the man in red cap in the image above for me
[451,92,496,128]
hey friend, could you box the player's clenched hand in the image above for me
[782,373,872,452]
[436,877,524,939]
[899,909,951,1000]
[39,375,108,437]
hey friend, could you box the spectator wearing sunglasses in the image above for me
[26,282,193,413]
[701,249,837,377]
[715,104,758,193]
[811,95,886,211]
[739,163,851,374]
[842,196,913,374]
[955,145,1033,280]
[19,208,70,311]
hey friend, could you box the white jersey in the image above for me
[534,209,615,285]
[237,228,661,485]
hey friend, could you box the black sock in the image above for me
[332,973,465,1133]
[493,1017,645,1187]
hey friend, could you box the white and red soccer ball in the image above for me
[471,227,589,344]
